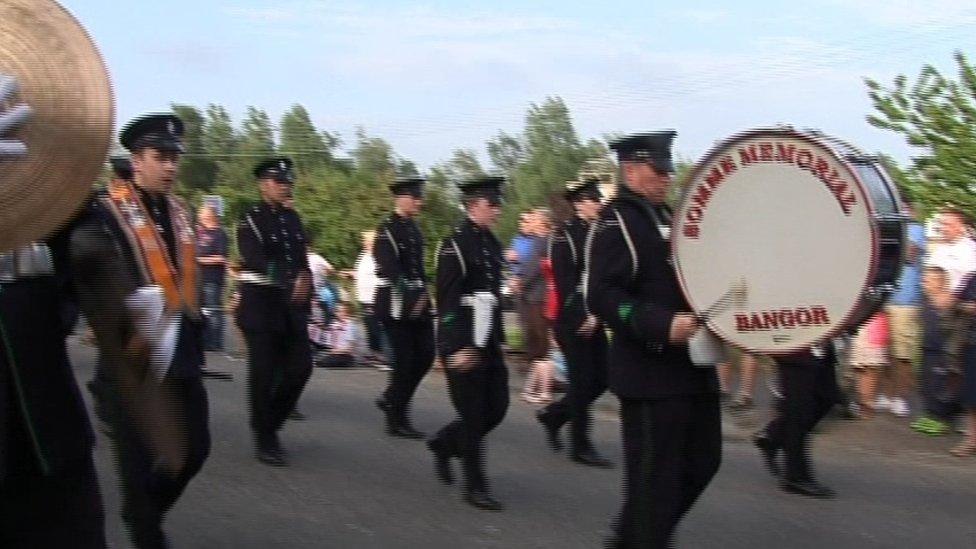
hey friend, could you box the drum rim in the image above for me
[671,127,881,356]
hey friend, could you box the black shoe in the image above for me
[256,434,288,466]
[200,367,234,381]
[571,449,613,468]
[427,439,453,485]
[288,409,307,421]
[536,409,563,452]
[387,423,425,440]
[781,479,836,499]
[752,430,781,478]
[464,490,504,511]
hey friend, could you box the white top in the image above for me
[926,236,976,294]
[354,252,379,304]
[308,252,333,289]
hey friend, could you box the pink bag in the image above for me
[864,312,889,347]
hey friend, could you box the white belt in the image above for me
[460,291,498,348]
[238,271,276,286]
[0,243,54,282]
[376,277,426,289]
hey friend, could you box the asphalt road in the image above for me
[67,339,976,549]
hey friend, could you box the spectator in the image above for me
[850,311,890,418]
[196,204,229,352]
[517,208,552,376]
[954,273,976,456]
[927,206,976,294]
[313,302,360,368]
[718,352,759,410]
[306,235,334,291]
[911,266,967,436]
[521,334,558,404]
[884,200,926,417]
[506,211,534,270]
[354,230,387,367]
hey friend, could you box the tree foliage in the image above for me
[865,51,976,215]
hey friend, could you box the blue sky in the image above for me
[60,0,976,169]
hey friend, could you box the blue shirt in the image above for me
[509,233,533,275]
[890,222,925,305]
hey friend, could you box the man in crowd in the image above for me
[882,199,925,417]
[427,176,509,511]
[537,178,612,467]
[374,177,434,439]
[928,205,976,294]
[587,132,721,548]
[236,157,313,466]
[517,208,552,377]
[355,230,387,366]
[196,205,229,353]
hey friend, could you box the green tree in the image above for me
[279,104,335,172]
[171,103,217,202]
[487,131,523,175]
[865,50,976,214]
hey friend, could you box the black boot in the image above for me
[782,479,836,498]
[464,489,504,511]
[256,432,287,467]
[426,438,453,485]
[536,408,563,452]
[752,430,781,478]
[387,414,425,439]
[571,447,613,468]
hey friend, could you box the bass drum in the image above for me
[671,127,904,355]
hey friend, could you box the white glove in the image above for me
[0,73,32,158]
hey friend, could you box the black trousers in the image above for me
[764,357,838,483]
[111,375,210,534]
[541,327,608,453]
[381,319,435,420]
[431,344,509,492]
[244,328,313,440]
[616,394,721,549]
[0,456,106,549]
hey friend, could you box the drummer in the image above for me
[586,131,721,548]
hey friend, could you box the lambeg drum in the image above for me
[672,127,905,355]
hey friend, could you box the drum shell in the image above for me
[672,128,907,354]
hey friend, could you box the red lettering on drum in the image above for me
[683,224,700,238]
[796,148,813,169]
[779,310,796,327]
[739,145,758,164]
[812,305,829,325]
[687,207,703,222]
[733,305,831,332]
[719,155,737,175]
[759,142,774,161]
[735,314,751,332]
[775,143,796,163]
[705,166,724,187]
[796,308,812,326]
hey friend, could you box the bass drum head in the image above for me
[672,128,877,354]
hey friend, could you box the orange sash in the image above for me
[102,182,199,315]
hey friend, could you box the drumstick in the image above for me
[698,279,748,321]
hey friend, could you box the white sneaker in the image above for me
[889,398,910,417]
[874,395,891,412]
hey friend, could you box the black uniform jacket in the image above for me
[0,230,91,480]
[435,217,504,358]
[374,213,431,322]
[69,190,204,378]
[549,216,592,334]
[236,202,311,333]
[585,185,718,399]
